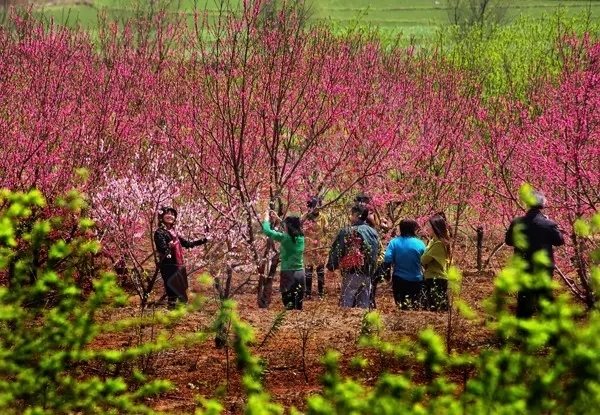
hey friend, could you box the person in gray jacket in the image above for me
[327,205,380,308]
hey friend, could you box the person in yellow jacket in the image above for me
[302,197,329,298]
[421,213,452,312]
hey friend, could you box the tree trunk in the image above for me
[476,226,484,272]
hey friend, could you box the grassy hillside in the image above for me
[22,0,600,39]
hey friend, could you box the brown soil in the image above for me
[91,268,500,414]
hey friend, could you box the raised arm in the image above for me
[179,236,208,249]
[261,210,286,242]
[262,220,286,242]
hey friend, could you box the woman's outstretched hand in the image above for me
[269,210,281,224]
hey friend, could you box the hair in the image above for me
[352,204,368,221]
[358,207,380,228]
[399,218,419,237]
[158,206,177,226]
[354,193,371,205]
[361,209,369,221]
[531,190,547,209]
[429,213,452,260]
[283,216,304,243]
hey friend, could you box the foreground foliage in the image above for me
[0,189,207,414]
[3,189,600,414]
[305,216,600,414]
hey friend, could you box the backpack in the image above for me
[339,227,366,270]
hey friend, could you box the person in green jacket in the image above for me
[421,213,452,312]
[262,210,306,310]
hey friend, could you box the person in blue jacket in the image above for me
[380,218,426,310]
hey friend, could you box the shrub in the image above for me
[0,189,174,414]
[304,212,600,414]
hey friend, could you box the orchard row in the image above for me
[1,5,598,303]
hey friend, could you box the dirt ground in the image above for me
[91,265,501,414]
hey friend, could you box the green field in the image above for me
[27,0,600,39]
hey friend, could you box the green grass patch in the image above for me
[23,0,600,39]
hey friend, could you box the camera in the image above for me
[306,196,320,210]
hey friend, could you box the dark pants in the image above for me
[517,289,553,318]
[280,270,305,310]
[159,264,188,308]
[392,278,423,310]
[423,278,448,312]
[305,265,325,297]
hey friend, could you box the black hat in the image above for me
[354,193,371,205]
[158,206,178,218]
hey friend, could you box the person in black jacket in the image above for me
[505,191,565,318]
[154,206,208,309]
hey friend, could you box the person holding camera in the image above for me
[154,206,208,309]
[262,210,306,310]
[302,197,329,299]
